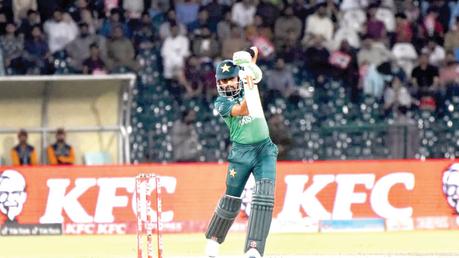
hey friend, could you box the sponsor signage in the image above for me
[0,223,62,236]
[0,160,457,234]
[319,218,385,232]
[385,217,414,231]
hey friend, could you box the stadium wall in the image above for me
[0,160,458,235]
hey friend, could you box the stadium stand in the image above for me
[3,0,459,163]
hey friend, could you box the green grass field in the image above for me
[2,231,459,258]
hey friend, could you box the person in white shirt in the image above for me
[341,9,367,33]
[231,0,256,28]
[422,38,446,67]
[332,25,361,49]
[376,7,395,32]
[392,42,417,76]
[43,9,78,53]
[384,76,412,113]
[123,0,144,18]
[13,0,37,22]
[159,9,187,40]
[161,22,190,79]
[303,3,334,44]
[357,36,392,66]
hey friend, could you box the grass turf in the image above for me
[1,231,459,258]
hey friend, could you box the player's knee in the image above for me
[225,185,244,197]
[254,179,275,199]
[205,194,242,243]
[216,195,242,217]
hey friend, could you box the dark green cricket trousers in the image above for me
[225,137,278,197]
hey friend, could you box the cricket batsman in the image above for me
[204,47,278,258]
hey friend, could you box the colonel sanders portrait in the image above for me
[0,169,27,222]
[443,163,459,214]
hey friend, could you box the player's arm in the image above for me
[230,98,249,116]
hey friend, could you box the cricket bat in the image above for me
[233,47,265,118]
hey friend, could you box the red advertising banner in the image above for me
[0,160,458,234]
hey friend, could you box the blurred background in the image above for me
[1,0,459,257]
[2,0,459,163]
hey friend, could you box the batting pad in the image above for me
[205,195,242,244]
[245,179,275,256]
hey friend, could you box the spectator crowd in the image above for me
[2,0,459,161]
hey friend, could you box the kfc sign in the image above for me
[278,172,414,220]
[0,170,27,222]
[0,160,457,235]
[442,163,459,214]
[0,169,62,236]
[39,176,177,224]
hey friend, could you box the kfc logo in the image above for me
[40,176,177,224]
[278,172,415,220]
[442,163,459,214]
[0,170,27,222]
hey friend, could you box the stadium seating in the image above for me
[53,51,73,75]
[5,1,459,164]
[129,49,458,162]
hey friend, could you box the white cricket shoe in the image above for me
[245,248,261,258]
[205,239,220,258]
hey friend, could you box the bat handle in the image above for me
[245,47,258,63]
[250,47,258,64]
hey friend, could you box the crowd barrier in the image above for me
[0,160,458,235]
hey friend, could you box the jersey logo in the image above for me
[239,116,254,126]
[229,168,237,178]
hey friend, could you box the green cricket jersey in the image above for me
[215,95,269,144]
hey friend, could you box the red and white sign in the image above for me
[0,160,457,234]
